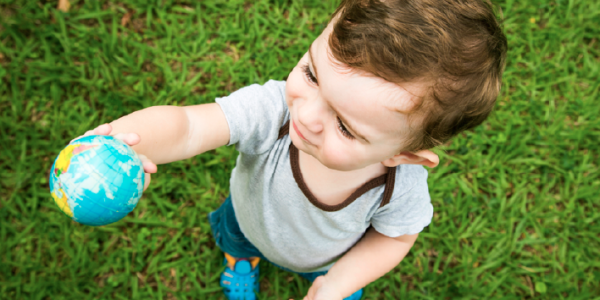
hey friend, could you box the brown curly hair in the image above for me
[328,0,508,151]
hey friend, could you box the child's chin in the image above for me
[291,138,308,152]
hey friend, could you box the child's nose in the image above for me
[298,98,325,134]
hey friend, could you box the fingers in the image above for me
[143,172,151,192]
[78,124,155,173]
[139,154,156,192]
[85,123,112,137]
[138,154,157,174]
[113,132,141,146]
[68,123,156,193]
[73,123,142,148]
[70,123,113,144]
[89,123,141,147]
[95,123,112,135]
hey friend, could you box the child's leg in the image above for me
[208,195,263,300]
[209,196,362,299]
[208,195,264,259]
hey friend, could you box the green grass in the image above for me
[1,0,599,299]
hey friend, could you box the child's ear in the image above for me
[381,150,439,168]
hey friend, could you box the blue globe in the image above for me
[49,135,145,226]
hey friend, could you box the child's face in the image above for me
[285,22,436,172]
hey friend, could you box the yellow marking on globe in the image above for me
[51,187,74,217]
[54,143,98,176]
[51,142,98,218]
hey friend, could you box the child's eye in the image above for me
[337,117,354,139]
[302,63,318,85]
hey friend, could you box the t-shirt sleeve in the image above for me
[215,80,288,155]
[370,165,433,237]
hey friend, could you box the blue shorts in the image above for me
[208,195,327,282]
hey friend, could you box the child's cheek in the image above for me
[285,67,305,106]
[320,143,357,171]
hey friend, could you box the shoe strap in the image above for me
[224,253,261,270]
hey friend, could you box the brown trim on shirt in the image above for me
[277,119,395,211]
[379,166,396,208]
[288,142,396,212]
[278,120,290,140]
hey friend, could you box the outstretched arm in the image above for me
[304,228,419,300]
[108,103,230,165]
[77,103,230,191]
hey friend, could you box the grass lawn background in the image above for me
[0,0,598,299]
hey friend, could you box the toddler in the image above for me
[79,0,507,299]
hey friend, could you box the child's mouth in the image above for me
[292,120,310,143]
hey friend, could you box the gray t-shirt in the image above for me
[215,80,433,273]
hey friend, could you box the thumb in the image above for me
[137,154,155,192]
[137,154,157,174]
[143,172,151,192]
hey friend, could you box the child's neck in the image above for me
[298,149,388,207]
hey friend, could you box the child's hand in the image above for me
[70,123,157,191]
[303,276,344,300]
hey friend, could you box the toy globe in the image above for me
[49,135,145,226]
